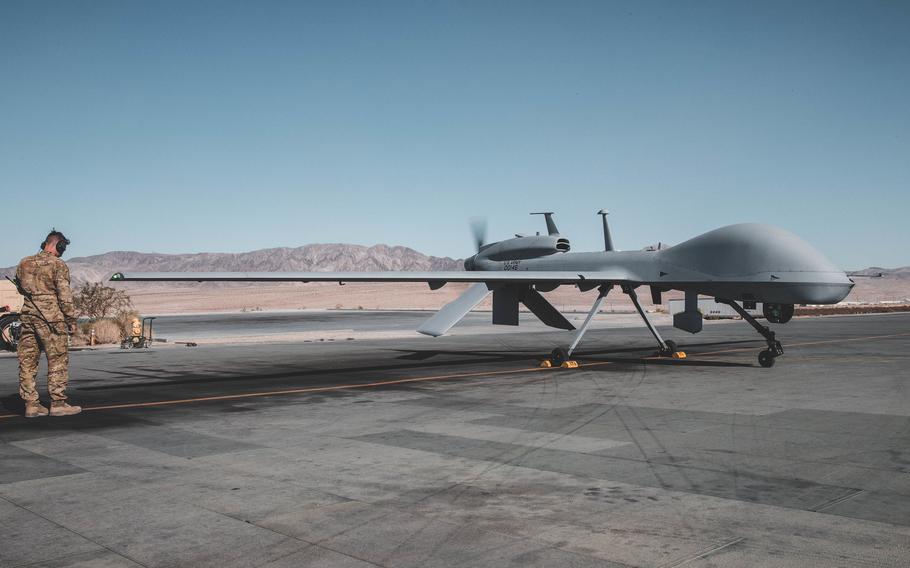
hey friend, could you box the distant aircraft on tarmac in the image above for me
[112,212,854,368]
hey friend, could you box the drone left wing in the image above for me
[110,270,633,336]
[110,271,630,284]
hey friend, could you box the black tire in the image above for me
[758,350,775,368]
[551,347,568,366]
[0,314,21,352]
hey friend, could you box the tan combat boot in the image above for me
[24,402,49,418]
[49,403,82,417]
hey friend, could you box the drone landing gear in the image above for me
[541,284,612,368]
[624,285,686,359]
[549,347,570,366]
[541,284,686,368]
[717,299,783,368]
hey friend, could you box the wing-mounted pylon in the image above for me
[491,285,574,330]
[518,287,575,330]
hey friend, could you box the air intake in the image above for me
[556,238,571,252]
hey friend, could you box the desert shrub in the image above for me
[73,322,92,346]
[92,319,124,344]
[75,283,133,320]
[74,318,123,345]
[72,310,141,346]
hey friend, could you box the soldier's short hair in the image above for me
[41,229,70,254]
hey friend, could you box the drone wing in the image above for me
[110,270,634,336]
[110,270,631,284]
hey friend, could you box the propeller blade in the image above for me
[470,217,487,252]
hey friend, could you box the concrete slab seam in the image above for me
[0,494,152,568]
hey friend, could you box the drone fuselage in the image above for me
[468,223,853,305]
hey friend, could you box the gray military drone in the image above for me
[111,212,854,368]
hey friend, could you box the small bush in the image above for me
[74,319,123,345]
[93,319,124,344]
[73,322,92,345]
[73,310,141,346]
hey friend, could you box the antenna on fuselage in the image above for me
[597,209,614,252]
[530,212,559,236]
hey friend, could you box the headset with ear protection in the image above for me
[40,229,70,256]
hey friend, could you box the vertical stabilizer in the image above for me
[530,212,559,236]
[597,209,614,252]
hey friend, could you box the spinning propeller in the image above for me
[470,217,487,252]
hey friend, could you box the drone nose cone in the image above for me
[801,279,854,304]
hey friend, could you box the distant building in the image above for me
[667,297,761,319]
[0,279,23,312]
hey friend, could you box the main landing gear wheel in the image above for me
[658,340,678,357]
[550,347,569,366]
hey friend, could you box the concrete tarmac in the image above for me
[1,312,909,567]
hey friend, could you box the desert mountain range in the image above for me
[2,244,463,286]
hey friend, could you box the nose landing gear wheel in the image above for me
[758,350,775,368]
[550,347,569,366]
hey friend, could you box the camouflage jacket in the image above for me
[16,251,77,327]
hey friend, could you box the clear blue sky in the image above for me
[2,0,908,269]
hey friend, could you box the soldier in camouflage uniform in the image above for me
[16,230,82,417]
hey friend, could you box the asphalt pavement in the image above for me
[1,312,909,567]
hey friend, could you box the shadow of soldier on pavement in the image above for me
[1,393,24,415]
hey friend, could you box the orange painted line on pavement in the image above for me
[3,331,908,420]
[0,363,558,419]
[567,332,910,366]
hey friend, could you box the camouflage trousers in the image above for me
[18,319,69,403]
